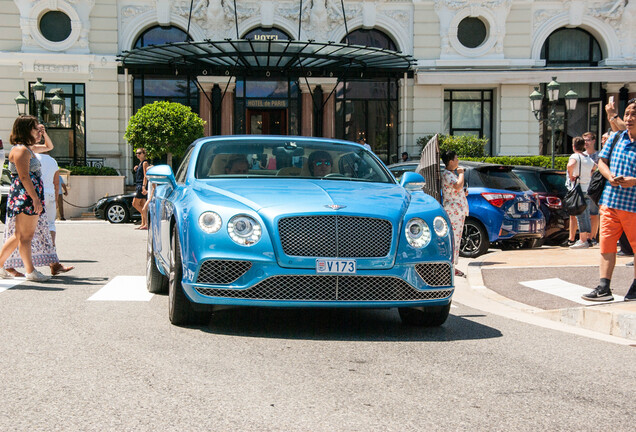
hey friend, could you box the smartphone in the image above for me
[609,96,615,104]
[614,175,624,182]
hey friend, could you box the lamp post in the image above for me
[14,77,65,124]
[529,77,578,168]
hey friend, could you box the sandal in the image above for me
[50,263,75,276]
[454,269,466,278]
[6,268,25,278]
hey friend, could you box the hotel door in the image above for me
[247,109,286,135]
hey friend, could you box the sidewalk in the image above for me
[456,245,636,341]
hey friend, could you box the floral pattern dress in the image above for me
[3,145,58,268]
[442,169,469,265]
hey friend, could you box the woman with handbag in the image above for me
[566,136,596,249]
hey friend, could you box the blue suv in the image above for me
[388,161,545,258]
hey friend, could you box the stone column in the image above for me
[299,81,314,136]
[198,82,214,136]
[221,83,235,135]
[320,82,337,139]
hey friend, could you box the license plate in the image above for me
[518,202,529,212]
[316,259,357,274]
[518,223,530,232]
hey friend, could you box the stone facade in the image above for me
[0,0,634,179]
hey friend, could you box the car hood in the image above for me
[193,179,415,220]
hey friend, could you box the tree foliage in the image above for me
[124,101,205,166]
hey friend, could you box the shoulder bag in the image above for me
[564,155,587,216]
[587,132,618,205]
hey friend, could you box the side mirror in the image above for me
[400,171,426,191]
[146,164,177,188]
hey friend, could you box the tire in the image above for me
[168,227,209,326]
[106,203,130,224]
[460,218,489,258]
[399,304,451,327]
[146,227,168,294]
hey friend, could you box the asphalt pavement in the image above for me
[456,245,636,341]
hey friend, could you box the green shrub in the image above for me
[417,134,486,158]
[61,165,119,176]
[124,101,205,167]
[461,156,569,170]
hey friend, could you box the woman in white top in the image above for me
[567,136,596,249]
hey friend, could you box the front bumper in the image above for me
[182,260,454,308]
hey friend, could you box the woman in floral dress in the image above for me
[441,150,469,277]
[0,116,54,282]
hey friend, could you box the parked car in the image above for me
[388,161,419,181]
[146,136,455,327]
[94,193,140,224]
[511,166,569,245]
[387,160,545,258]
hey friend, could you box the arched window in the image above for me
[541,28,602,66]
[335,29,399,164]
[132,26,198,114]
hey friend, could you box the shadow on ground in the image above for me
[191,307,503,342]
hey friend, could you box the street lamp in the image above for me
[529,76,578,168]
[14,77,65,124]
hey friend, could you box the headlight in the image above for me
[228,215,262,246]
[198,211,222,233]
[96,198,106,207]
[405,217,431,248]
[433,216,449,237]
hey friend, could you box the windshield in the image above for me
[513,170,545,192]
[194,138,394,183]
[469,167,530,191]
[540,172,568,196]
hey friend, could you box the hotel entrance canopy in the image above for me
[118,39,414,79]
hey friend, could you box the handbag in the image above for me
[587,133,618,205]
[564,157,587,216]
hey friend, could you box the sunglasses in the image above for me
[136,151,145,155]
[314,160,331,167]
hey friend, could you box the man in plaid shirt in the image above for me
[583,99,636,301]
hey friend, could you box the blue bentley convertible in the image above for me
[146,136,454,327]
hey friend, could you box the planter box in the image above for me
[62,176,125,219]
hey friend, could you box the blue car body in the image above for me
[387,160,545,257]
[146,136,455,326]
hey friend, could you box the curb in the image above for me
[458,250,636,342]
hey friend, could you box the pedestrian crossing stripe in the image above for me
[88,276,153,301]
[0,279,24,293]
[519,278,624,304]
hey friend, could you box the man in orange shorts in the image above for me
[582,99,636,301]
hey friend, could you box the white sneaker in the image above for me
[570,240,590,249]
[26,269,51,282]
[0,268,14,279]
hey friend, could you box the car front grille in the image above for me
[278,216,392,257]
[194,275,452,301]
[415,263,453,287]
[196,260,252,284]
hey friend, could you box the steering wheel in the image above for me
[324,173,348,179]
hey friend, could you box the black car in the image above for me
[1,168,11,223]
[94,193,140,223]
[511,166,569,245]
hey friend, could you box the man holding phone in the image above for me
[582,99,636,302]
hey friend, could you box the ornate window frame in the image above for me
[28,1,82,52]
[448,8,497,58]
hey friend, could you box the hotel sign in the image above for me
[246,99,288,108]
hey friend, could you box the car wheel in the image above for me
[460,218,489,258]
[146,227,168,294]
[168,226,209,326]
[398,304,451,327]
[106,203,130,224]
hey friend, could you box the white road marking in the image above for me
[0,278,25,293]
[88,276,153,301]
[519,278,624,304]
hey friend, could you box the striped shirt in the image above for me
[598,130,636,213]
